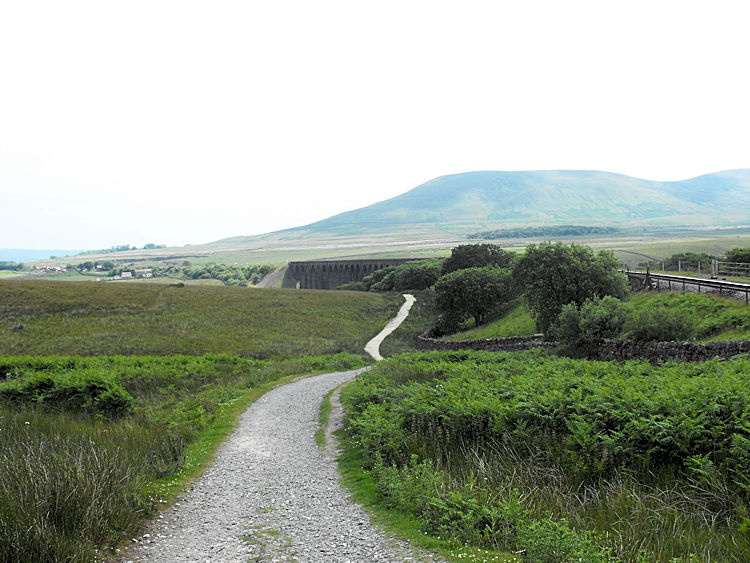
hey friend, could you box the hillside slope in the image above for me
[234,169,750,240]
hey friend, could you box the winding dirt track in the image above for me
[122,295,433,562]
[365,294,415,361]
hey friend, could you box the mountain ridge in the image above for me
[219,169,750,243]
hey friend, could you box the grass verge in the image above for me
[314,384,338,449]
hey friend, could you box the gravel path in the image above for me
[365,294,415,361]
[122,368,437,562]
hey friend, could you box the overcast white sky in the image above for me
[1,1,749,250]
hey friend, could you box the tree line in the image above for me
[339,242,628,338]
[468,224,621,239]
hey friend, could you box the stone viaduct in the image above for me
[282,259,416,290]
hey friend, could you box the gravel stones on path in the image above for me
[123,369,437,562]
[365,294,416,361]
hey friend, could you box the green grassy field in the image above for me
[0,280,403,358]
[444,299,537,340]
[445,290,750,342]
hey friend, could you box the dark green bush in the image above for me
[624,307,695,342]
[389,260,442,291]
[513,242,628,337]
[726,247,750,264]
[337,281,367,291]
[552,296,631,354]
[362,267,397,291]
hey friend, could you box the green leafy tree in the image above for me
[514,242,628,337]
[726,247,750,264]
[384,260,442,291]
[441,244,516,275]
[363,267,397,291]
[435,267,515,330]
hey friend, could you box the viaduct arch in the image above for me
[282,259,417,290]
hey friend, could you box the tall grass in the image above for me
[0,280,402,357]
[0,409,179,562]
[436,439,749,561]
[0,353,368,562]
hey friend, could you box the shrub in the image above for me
[0,372,135,418]
[389,260,442,291]
[552,296,631,353]
[663,252,716,271]
[362,267,397,291]
[366,260,443,292]
[337,281,367,291]
[624,307,696,342]
[550,303,581,344]
[726,247,750,264]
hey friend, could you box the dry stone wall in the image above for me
[591,338,750,362]
[417,332,750,362]
[417,333,556,353]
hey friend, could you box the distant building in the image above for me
[121,271,133,279]
[134,268,153,278]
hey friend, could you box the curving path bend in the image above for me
[365,294,415,361]
[123,295,434,562]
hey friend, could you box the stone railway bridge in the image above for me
[282,259,416,290]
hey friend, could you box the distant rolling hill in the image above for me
[226,169,750,242]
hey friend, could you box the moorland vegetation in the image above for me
[342,350,750,561]
[3,239,750,562]
[0,279,405,561]
[468,224,621,240]
[0,280,401,357]
[336,241,750,561]
[0,353,366,562]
